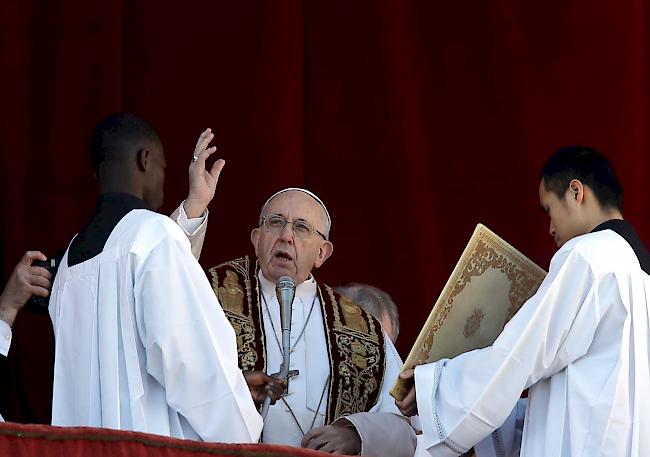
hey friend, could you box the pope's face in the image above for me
[251,191,333,285]
[538,179,583,248]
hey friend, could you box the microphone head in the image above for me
[276,276,295,290]
[276,276,296,333]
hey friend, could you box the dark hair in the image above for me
[90,113,161,173]
[540,146,623,212]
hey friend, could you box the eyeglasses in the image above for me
[260,214,327,240]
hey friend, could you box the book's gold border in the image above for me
[391,224,546,400]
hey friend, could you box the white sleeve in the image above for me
[339,412,417,457]
[474,398,527,457]
[415,248,600,455]
[0,320,10,422]
[0,320,11,357]
[169,201,208,260]
[370,333,404,415]
[135,232,262,443]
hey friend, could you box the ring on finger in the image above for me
[192,154,199,162]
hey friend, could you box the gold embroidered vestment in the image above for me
[209,256,386,423]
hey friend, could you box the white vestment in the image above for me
[0,320,10,358]
[473,399,526,457]
[0,320,9,423]
[49,209,263,442]
[169,202,208,260]
[257,272,416,457]
[414,229,650,457]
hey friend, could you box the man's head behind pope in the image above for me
[251,189,334,285]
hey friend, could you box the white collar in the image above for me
[258,271,318,303]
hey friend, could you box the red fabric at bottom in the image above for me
[0,422,328,457]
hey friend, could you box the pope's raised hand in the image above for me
[184,128,225,218]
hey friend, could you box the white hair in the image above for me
[259,187,331,239]
[336,283,400,342]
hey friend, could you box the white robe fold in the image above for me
[49,209,262,442]
[0,320,9,423]
[0,320,10,358]
[414,229,650,457]
[170,201,208,260]
[473,399,526,457]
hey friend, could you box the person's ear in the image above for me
[568,179,585,204]
[137,148,150,172]
[314,241,333,269]
[251,228,261,255]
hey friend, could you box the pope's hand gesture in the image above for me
[184,128,225,218]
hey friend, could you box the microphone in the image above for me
[261,276,296,419]
[276,275,296,379]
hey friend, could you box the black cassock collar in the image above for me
[67,192,151,267]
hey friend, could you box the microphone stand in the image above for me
[261,276,296,419]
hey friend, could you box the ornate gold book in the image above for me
[391,224,546,401]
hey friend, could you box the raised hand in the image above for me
[301,422,361,454]
[184,128,225,218]
[0,251,51,326]
[395,369,418,416]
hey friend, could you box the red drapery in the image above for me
[0,422,329,456]
[1,0,648,422]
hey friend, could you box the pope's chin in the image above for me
[265,258,296,282]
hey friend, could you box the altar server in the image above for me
[49,113,271,442]
[398,146,650,457]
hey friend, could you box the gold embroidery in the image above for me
[339,295,369,334]
[334,335,381,419]
[228,316,258,370]
[217,270,245,314]
[445,239,542,323]
[419,235,545,360]
[322,285,385,422]
[212,262,385,424]
[209,257,263,372]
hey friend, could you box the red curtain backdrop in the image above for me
[0,0,648,422]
